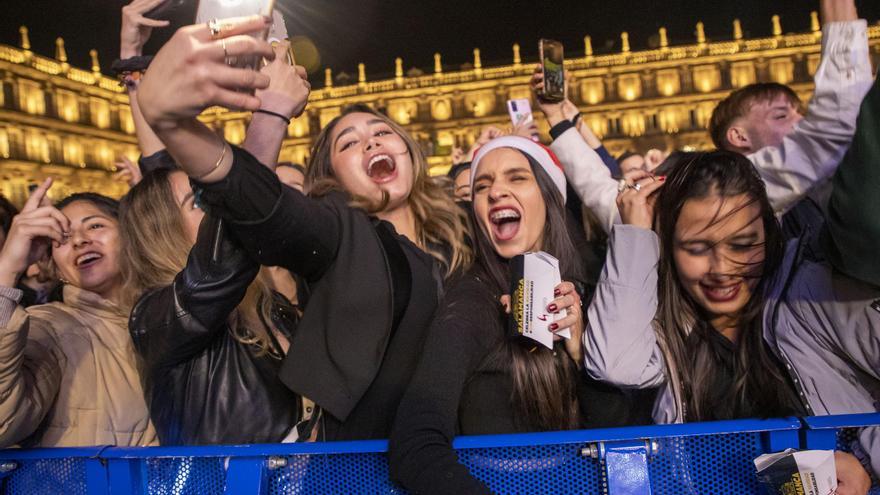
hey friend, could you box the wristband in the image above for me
[254,109,291,126]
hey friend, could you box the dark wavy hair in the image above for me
[55,192,119,219]
[654,150,800,421]
[471,150,586,431]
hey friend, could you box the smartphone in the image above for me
[538,39,565,103]
[144,0,187,20]
[266,10,293,65]
[195,0,276,70]
[507,99,539,142]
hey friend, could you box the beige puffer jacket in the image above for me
[0,285,157,447]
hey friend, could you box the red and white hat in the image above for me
[470,136,567,202]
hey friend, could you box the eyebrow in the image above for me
[678,232,760,245]
[473,166,532,184]
[333,119,389,148]
[81,214,111,224]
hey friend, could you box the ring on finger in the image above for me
[628,182,642,192]
[221,39,230,65]
[208,19,222,38]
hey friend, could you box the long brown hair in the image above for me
[654,151,799,421]
[472,151,585,431]
[305,104,471,276]
[120,169,281,358]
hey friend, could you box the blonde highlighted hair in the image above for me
[120,168,282,358]
[306,104,472,276]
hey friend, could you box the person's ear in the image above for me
[725,125,751,152]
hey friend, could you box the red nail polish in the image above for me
[548,304,557,312]
[554,289,561,296]
[659,176,666,182]
[550,323,559,331]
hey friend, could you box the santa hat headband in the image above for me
[470,136,567,202]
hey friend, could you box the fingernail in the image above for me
[550,323,559,331]
[548,304,558,312]
[659,176,666,182]
[554,289,561,296]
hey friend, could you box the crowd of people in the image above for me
[0,0,878,493]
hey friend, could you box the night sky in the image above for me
[2,0,878,85]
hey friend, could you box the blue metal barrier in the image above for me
[0,415,877,495]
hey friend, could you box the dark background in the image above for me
[2,0,878,85]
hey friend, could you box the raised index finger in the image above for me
[194,14,272,42]
[23,178,53,212]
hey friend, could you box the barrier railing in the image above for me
[0,414,878,494]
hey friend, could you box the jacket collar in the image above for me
[61,284,127,323]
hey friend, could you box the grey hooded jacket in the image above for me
[584,225,880,476]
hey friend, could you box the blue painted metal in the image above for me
[223,457,267,495]
[803,413,880,430]
[106,458,144,495]
[762,428,800,452]
[84,458,109,495]
[603,440,652,495]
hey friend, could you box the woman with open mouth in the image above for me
[136,16,471,441]
[389,137,639,495]
[0,180,156,447]
[585,151,876,493]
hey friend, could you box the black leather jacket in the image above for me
[129,215,300,445]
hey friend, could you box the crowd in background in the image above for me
[0,0,878,493]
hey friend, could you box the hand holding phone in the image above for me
[538,39,565,103]
[507,99,539,142]
[196,0,276,70]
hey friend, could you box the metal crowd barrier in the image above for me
[1,413,878,494]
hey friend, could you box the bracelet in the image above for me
[254,109,291,126]
[193,140,228,181]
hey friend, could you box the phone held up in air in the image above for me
[538,39,565,103]
[195,0,276,70]
[506,99,539,142]
[144,0,187,20]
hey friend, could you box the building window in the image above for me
[617,74,641,101]
[730,62,757,88]
[692,65,721,93]
[18,79,45,115]
[90,97,111,129]
[57,90,80,122]
[769,58,795,85]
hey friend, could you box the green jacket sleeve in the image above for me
[824,74,880,287]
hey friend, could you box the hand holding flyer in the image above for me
[509,252,569,349]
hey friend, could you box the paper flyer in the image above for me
[754,449,837,495]
[509,252,569,349]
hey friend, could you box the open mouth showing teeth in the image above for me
[367,155,396,181]
[489,208,522,241]
[701,283,740,302]
[76,253,103,268]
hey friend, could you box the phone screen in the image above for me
[539,39,565,103]
[196,0,276,69]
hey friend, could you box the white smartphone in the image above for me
[507,99,539,142]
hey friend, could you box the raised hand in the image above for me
[256,40,311,120]
[548,281,584,365]
[466,125,506,161]
[833,451,870,495]
[510,114,539,141]
[821,0,858,24]
[114,156,144,187]
[120,0,171,58]
[137,15,275,128]
[0,179,70,288]
[616,170,665,230]
[530,64,566,126]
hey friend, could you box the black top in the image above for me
[389,270,646,495]
[323,221,439,440]
[129,215,301,445]
[195,146,444,440]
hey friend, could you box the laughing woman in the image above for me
[135,17,470,440]
[585,152,875,493]
[389,137,636,495]
[0,181,156,447]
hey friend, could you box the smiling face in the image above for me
[168,170,205,246]
[52,200,122,302]
[472,148,546,259]
[672,192,765,329]
[737,94,803,152]
[328,112,415,212]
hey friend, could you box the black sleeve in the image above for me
[129,215,258,369]
[549,120,576,141]
[389,275,498,495]
[138,149,178,174]
[194,146,341,281]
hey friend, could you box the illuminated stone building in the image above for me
[1,15,879,205]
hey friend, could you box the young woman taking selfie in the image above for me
[135,16,471,440]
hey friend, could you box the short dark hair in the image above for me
[56,192,120,219]
[708,83,802,150]
[447,162,471,181]
[277,162,306,174]
[0,195,18,236]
